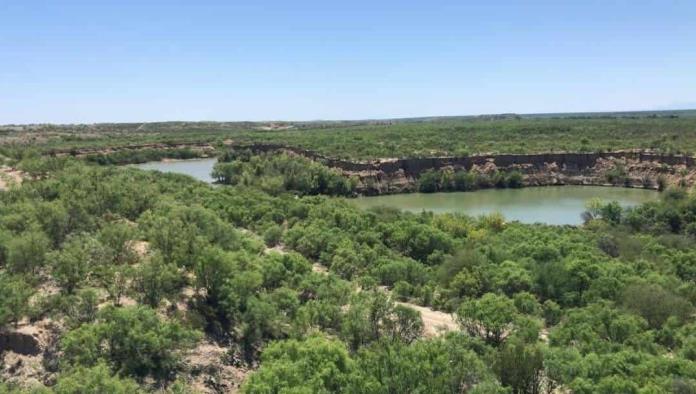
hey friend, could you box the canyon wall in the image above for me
[54,141,696,195]
[238,144,696,195]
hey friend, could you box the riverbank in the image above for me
[48,142,222,165]
[128,158,660,225]
[234,144,696,195]
[62,141,696,195]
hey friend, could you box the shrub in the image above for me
[61,306,200,379]
[263,225,283,247]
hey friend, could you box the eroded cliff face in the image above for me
[348,154,696,195]
[55,142,696,195]
[236,144,696,195]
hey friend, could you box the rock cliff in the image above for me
[54,141,696,195]
[236,144,696,195]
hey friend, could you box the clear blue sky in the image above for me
[2,0,695,123]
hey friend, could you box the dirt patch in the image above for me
[0,167,24,190]
[396,302,458,337]
[129,240,150,258]
[183,340,250,393]
[255,124,294,131]
[311,263,328,274]
[263,244,287,255]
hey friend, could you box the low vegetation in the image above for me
[3,111,696,160]
[1,151,696,393]
[418,168,524,192]
[83,147,205,165]
[212,150,356,196]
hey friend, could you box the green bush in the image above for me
[61,306,200,379]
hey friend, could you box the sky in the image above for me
[2,0,696,124]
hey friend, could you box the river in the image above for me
[133,158,218,183]
[133,159,659,225]
[352,187,658,225]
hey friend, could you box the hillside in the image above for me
[1,146,696,393]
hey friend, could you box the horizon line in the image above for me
[2,107,696,127]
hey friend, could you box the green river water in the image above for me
[352,186,658,225]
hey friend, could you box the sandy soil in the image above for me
[184,340,249,393]
[263,244,287,255]
[396,301,458,337]
[129,240,150,258]
[0,166,24,190]
[311,263,328,274]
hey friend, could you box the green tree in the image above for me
[620,282,693,329]
[242,336,355,394]
[549,302,648,354]
[491,260,532,296]
[507,171,524,188]
[50,234,106,294]
[194,246,240,304]
[542,300,562,326]
[54,363,143,394]
[61,306,200,380]
[132,254,186,308]
[0,273,34,328]
[219,267,263,323]
[493,340,544,394]
[599,201,623,224]
[263,225,283,247]
[350,335,504,394]
[386,304,424,344]
[94,264,133,306]
[513,292,542,316]
[139,212,201,268]
[61,288,100,328]
[418,170,441,193]
[453,170,477,191]
[98,220,138,265]
[35,200,71,247]
[240,296,284,361]
[6,229,50,274]
[457,293,518,346]
[212,161,245,185]
[341,291,394,351]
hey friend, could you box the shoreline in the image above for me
[129,155,665,193]
[100,142,696,194]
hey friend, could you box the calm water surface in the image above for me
[132,159,659,225]
[352,187,659,225]
[133,158,217,183]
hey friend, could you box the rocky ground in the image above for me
[0,317,62,388]
[0,240,248,393]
